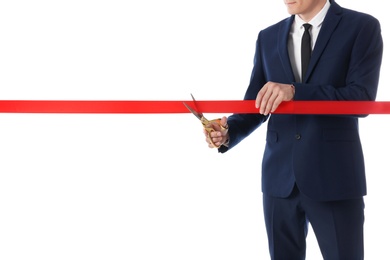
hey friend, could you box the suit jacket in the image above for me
[219,0,383,201]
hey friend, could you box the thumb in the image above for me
[220,116,228,129]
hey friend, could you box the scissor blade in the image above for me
[189,93,205,117]
[190,94,201,113]
[183,101,202,120]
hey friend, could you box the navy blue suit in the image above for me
[219,1,383,259]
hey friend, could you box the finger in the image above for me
[255,87,267,109]
[208,134,221,148]
[258,84,275,114]
[209,130,222,144]
[263,91,279,115]
[220,116,228,129]
[271,95,283,113]
[259,91,272,115]
[205,131,221,148]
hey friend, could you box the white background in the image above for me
[0,1,389,259]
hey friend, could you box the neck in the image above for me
[298,0,327,22]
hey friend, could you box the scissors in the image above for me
[183,94,228,148]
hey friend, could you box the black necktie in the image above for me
[301,23,312,81]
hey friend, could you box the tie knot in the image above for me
[303,23,312,32]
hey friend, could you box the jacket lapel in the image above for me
[305,1,342,81]
[278,17,295,82]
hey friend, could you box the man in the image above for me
[204,0,383,259]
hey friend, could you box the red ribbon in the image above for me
[0,100,390,114]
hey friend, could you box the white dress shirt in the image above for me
[288,0,331,82]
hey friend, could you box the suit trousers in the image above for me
[263,184,364,260]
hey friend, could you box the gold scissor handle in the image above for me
[201,117,229,148]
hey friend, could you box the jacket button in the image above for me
[295,134,301,140]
